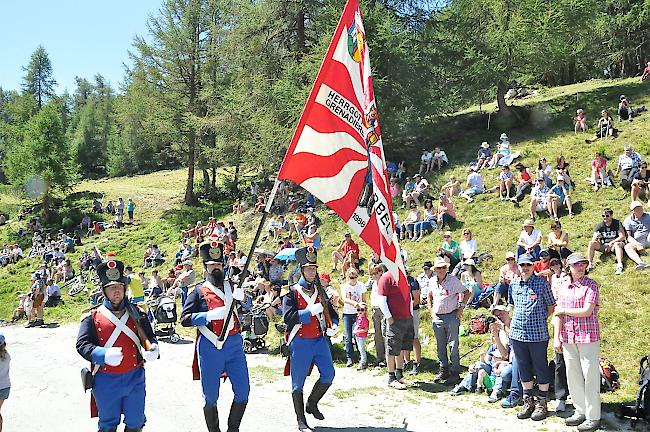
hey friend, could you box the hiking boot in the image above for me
[388,379,407,390]
[434,367,450,383]
[577,420,600,432]
[565,413,586,426]
[345,358,353,367]
[408,362,420,375]
[356,362,367,371]
[531,398,548,421]
[517,395,536,419]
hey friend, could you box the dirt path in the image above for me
[0,324,631,431]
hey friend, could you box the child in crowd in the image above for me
[590,152,611,191]
[574,109,587,133]
[353,303,370,370]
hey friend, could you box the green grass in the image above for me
[2,76,650,406]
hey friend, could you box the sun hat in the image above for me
[522,219,535,227]
[566,252,589,266]
[500,133,508,140]
[630,200,644,210]
[320,273,331,282]
[481,141,489,148]
[433,256,450,268]
[517,254,534,265]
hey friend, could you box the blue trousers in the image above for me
[197,333,250,406]
[516,245,541,261]
[494,364,513,392]
[181,287,189,306]
[290,336,335,392]
[509,355,522,395]
[93,366,146,430]
[342,313,357,360]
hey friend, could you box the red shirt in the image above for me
[534,260,550,274]
[378,272,411,320]
[341,240,360,258]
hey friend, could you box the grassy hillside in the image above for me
[2,77,650,406]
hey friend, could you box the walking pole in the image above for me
[217,178,282,342]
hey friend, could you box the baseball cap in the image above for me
[517,254,534,265]
[505,252,515,260]
[630,200,644,210]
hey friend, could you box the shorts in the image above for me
[510,339,551,385]
[0,387,10,399]
[33,294,44,309]
[412,308,420,339]
[385,317,414,356]
[597,242,622,253]
[535,202,548,212]
[465,186,483,197]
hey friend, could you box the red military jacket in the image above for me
[92,309,142,374]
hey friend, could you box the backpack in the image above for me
[619,355,650,427]
[600,356,620,392]
[469,314,492,334]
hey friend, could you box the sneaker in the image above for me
[531,398,548,421]
[577,420,600,432]
[450,385,468,396]
[555,400,566,412]
[408,363,420,376]
[488,389,503,403]
[635,262,650,271]
[357,362,367,371]
[388,379,407,390]
[435,368,450,383]
[565,413,586,426]
[517,395,536,419]
[475,387,484,394]
[615,264,624,275]
[25,320,36,328]
[501,392,521,408]
[346,358,354,367]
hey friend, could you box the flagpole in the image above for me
[217,179,281,342]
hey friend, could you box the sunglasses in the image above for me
[519,263,533,267]
[349,275,358,279]
[602,214,612,218]
[506,258,515,261]
[357,308,366,312]
[444,235,451,238]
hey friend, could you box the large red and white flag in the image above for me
[278,0,409,295]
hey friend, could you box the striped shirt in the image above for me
[429,274,467,315]
[557,276,600,344]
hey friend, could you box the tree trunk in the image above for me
[232,144,241,194]
[296,9,306,57]
[496,82,511,116]
[202,168,210,193]
[211,167,217,191]
[184,130,196,205]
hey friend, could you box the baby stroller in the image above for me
[238,301,270,353]
[148,295,181,343]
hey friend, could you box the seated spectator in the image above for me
[441,175,461,199]
[488,133,511,168]
[268,258,286,285]
[10,244,23,263]
[436,194,456,230]
[587,207,625,275]
[529,175,551,221]
[396,161,408,183]
[547,177,574,220]
[232,199,245,214]
[452,229,477,276]
[510,163,534,204]
[617,94,642,122]
[278,236,294,251]
[623,201,650,270]
[461,167,485,203]
[106,200,114,215]
[642,61,650,81]
[492,252,520,307]
[402,202,422,241]
[412,199,437,241]
[555,155,574,187]
[590,152,611,191]
[254,195,266,212]
[498,165,514,200]
[459,258,484,303]
[536,158,554,188]
[401,177,415,207]
[546,220,572,261]
[12,293,29,322]
[585,110,614,142]
[406,174,430,208]
[574,109,587,133]
[476,142,492,171]
[533,250,553,280]
[616,145,643,191]
[516,219,542,260]
[44,279,63,307]
[273,215,290,240]
[389,177,400,200]
[92,198,103,213]
[419,149,433,174]
[331,233,360,274]
[303,225,321,249]
[432,146,449,171]
[113,212,124,229]
[54,259,75,283]
[144,244,165,268]
[0,214,5,225]
[149,269,163,297]
[437,231,461,269]
[631,161,650,202]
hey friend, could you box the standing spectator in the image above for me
[461,167,485,203]
[623,201,650,270]
[516,219,542,260]
[341,268,367,367]
[553,253,602,432]
[549,257,570,413]
[331,233,360,275]
[353,304,370,370]
[127,197,136,222]
[403,272,422,375]
[508,254,555,421]
[417,261,435,304]
[125,266,145,304]
[175,261,196,305]
[587,208,625,274]
[427,257,470,386]
[631,161,650,202]
[377,271,413,390]
[616,145,643,190]
[116,197,125,216]
[574,109,587,133]
[546,220,572,261]
[369,264,387,367]
[436,194,457,230]
[26,277,45,327]
[642,60,650,81]
[492,252,520,307]
[510,163,535,204]
[0,332,9,432]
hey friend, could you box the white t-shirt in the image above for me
[467,172,484,190]
[341,282,367,315]
[415,178,429,193]
[518,229,542,247]
[434,150,449,163]
[460,239,477,259]
[421,152,432,162]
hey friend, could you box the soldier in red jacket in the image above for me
[76,260,159,432]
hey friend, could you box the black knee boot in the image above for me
[203,404,220,432]
[124,427,143,432]
[305,380,331,420]
[292,391,311,431]
[226,400,247,432]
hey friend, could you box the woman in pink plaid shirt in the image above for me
[552,252,601,432]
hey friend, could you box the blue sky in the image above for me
[0,0,160,94]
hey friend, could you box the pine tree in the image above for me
[22,46,57,109]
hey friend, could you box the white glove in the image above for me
[104,347,123,366]
[232,287,245,301]
[326,324,338,337]
[143,343,159,362]
[308,303,324,316]
[206,306,228,321]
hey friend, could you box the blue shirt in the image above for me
[550,184,568,202]
[508,275,555,342]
